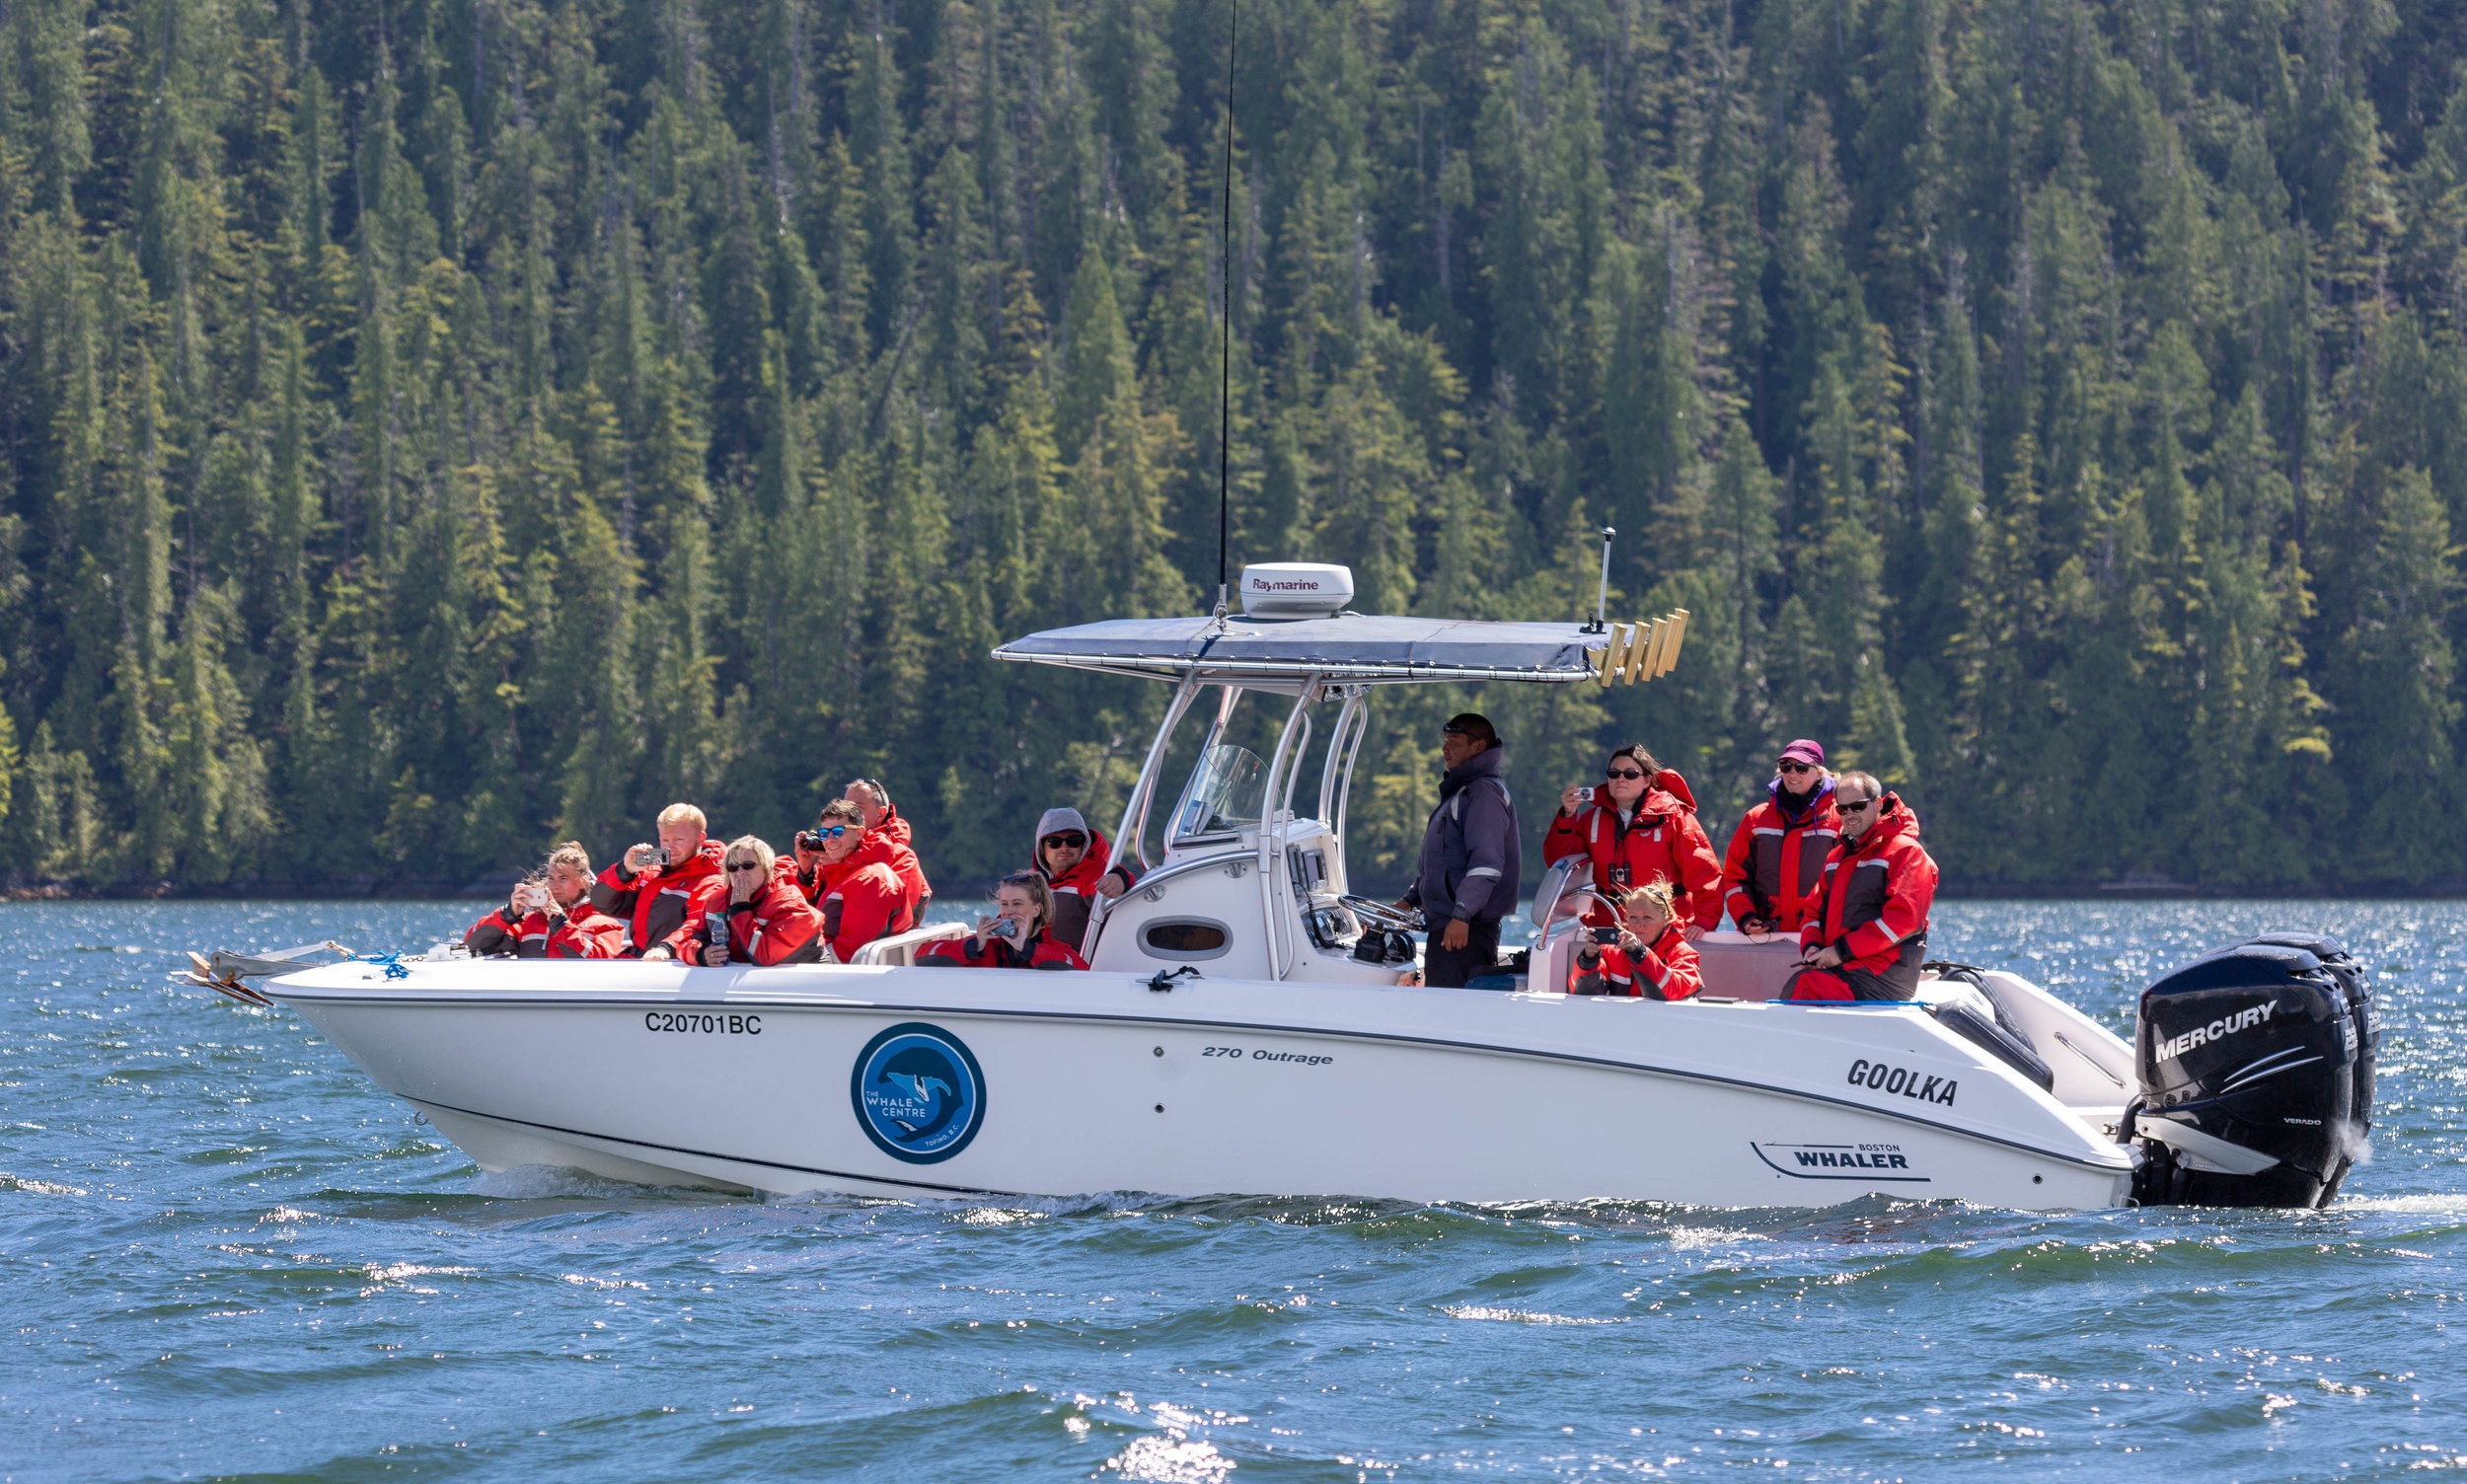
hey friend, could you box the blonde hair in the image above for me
[657,801,708,831]
[545,840,592,876]
[723,834,776,878]
[995,870,1053,928]
[1615,879,1677,924]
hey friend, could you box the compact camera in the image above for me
[993,918,1025,942]
[1574,784,1595,804]
[795,829,825,852]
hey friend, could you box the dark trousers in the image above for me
[1424,917,1503,989]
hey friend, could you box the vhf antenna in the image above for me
[1213,0,1237,620]
[1585,526,1615,632]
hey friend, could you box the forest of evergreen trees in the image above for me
[1,0,2462,896]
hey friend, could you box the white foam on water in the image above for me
[0,1172,90,1197]
[1440,1304,1620,1325]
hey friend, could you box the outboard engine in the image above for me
[2129,934,2373,1208]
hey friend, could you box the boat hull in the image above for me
[271,959,2136,1210]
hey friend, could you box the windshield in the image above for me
[1171,744,1267,841]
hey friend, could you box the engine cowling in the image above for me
[2129,935,2372,1208]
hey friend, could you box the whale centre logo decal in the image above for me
[852,1023,987,1163]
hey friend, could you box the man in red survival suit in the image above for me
[800,798,912,961]
[840,778,933,922]
[1785,771,1938,1002]
[588,802,728,959]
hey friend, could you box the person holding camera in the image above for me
[1029,806,1137,953]
[917,871,1089,970]
[589,802,728,960]
[1568,881,1702,1000]
[693,836,827,966]
[842,778,933,919]
[1542,743,1723,938]
[801,798,912,961]
[465,843,627,958]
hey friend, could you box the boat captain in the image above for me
[1399,712,1523,988]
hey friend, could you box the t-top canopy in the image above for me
[993,612,1638,687]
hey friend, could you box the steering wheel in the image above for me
[1339,896,1424,933]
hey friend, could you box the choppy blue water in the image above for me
[2,900,2462,1482]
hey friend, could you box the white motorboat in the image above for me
[187,563,2377,1210]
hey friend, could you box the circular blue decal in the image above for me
[851,1023,987,1164]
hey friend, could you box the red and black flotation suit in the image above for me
[1721,777,1842,932]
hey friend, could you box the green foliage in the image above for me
[0,0,2461,893]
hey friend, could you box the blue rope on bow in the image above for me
[354,952,412,980]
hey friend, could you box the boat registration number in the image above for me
[644,1010,764,1035]
[1201,1045,1334,1067]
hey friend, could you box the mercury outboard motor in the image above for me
[2129,934,2372,1208]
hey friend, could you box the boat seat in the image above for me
[851,923,971,967]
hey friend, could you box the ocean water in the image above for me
[2,899,2462,1483]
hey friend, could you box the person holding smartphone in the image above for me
[696,836,826,965]
[465,843,627,958]
[918,872,1088,970]
[1568,881,1702,1000]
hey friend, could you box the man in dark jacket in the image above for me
[1401,713,1523,989]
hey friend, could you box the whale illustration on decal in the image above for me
[852,1024,988,1163]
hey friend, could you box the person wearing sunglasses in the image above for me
[1720,738,1841,939]
[464,842,627,958]
[798,799,914,961]
[1542,743,1722,939]
[841,778,933,921]
[1784,771,1938,1002]
[1028,807,1138,953]
[694,836,827,965]
[918,871,1089,970]
[592,802,729,960]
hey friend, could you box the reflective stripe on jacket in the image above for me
[1799,795,1938,999]
[1570,926,1703,1000]
[1406,746,1521,926]
[1540,771,1722,930]
[589,841,728,957]
[1720,779,1841,931]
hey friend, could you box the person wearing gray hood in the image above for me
[1399,712,1523,988]
[1029,805,1139,954]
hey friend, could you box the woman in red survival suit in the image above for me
[464,842,628,958]
[1720,738,1842,935]
[1542,744,1723,935]
[588,802,729,959]
[694,836,828,965]
[1567,881,1702,1000]
[918,872,1088,970]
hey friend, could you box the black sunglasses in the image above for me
[1838,797,1878,814]
[1041,833,1088,850]
[1604,767,1647,780]
[1776,760,1819,775]
[725,861,764,873]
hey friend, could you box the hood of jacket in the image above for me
[1842,793,1919,857]
[1033,825,1115,892]
[1767,773,1836,825]
[1439,743,1507,801]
